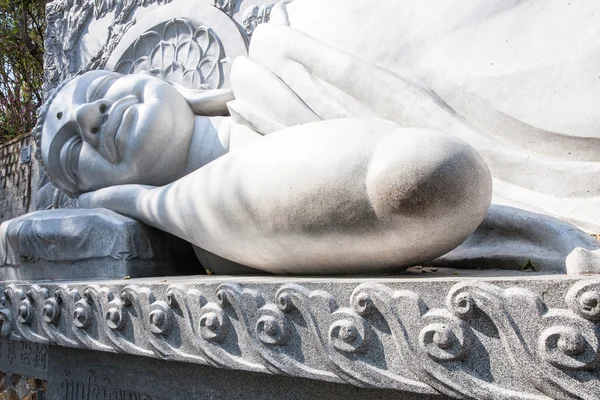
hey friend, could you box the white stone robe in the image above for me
[230,0,600,233]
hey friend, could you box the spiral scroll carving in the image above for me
[328,319,367,354]
[566,280,600,321]
[17,301,33,326]
[148,301,171,335]
[419,321,469,362]
[42,297,61,325]
[105,300,126,331]
[0,278,599,399]
[539,325,596,370]
[199,308,225,342]
[72,301,91,329]
[256,304,288,345]
[0,308,12,339]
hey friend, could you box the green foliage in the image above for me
[0,0,46,143]
[519,259,539,272]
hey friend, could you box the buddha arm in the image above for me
[78,119,491,274]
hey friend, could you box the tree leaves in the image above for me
[0,0,45,143]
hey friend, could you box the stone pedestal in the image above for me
[1,271,599,399]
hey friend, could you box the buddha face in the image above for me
[41,70,195,195]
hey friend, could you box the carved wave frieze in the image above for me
[0,279,599,399]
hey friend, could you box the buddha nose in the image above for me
[74,99,113,147]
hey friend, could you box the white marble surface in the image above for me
[18,0,600,276]
[241,0,600,232]
[75,117,492,274]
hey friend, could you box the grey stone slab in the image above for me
[48,345,447,400]
[0,208,202,281]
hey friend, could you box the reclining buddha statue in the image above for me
[4,0,600,275]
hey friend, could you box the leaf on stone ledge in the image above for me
[519,259,538,272]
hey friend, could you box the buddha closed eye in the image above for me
[38,70,196,195]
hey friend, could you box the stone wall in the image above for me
[0,135,39,223]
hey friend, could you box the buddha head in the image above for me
[34,70,195,196]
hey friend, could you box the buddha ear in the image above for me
[171,82,234,116]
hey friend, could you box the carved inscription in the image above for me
[61,371,168,400]
[0,340,47,373]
